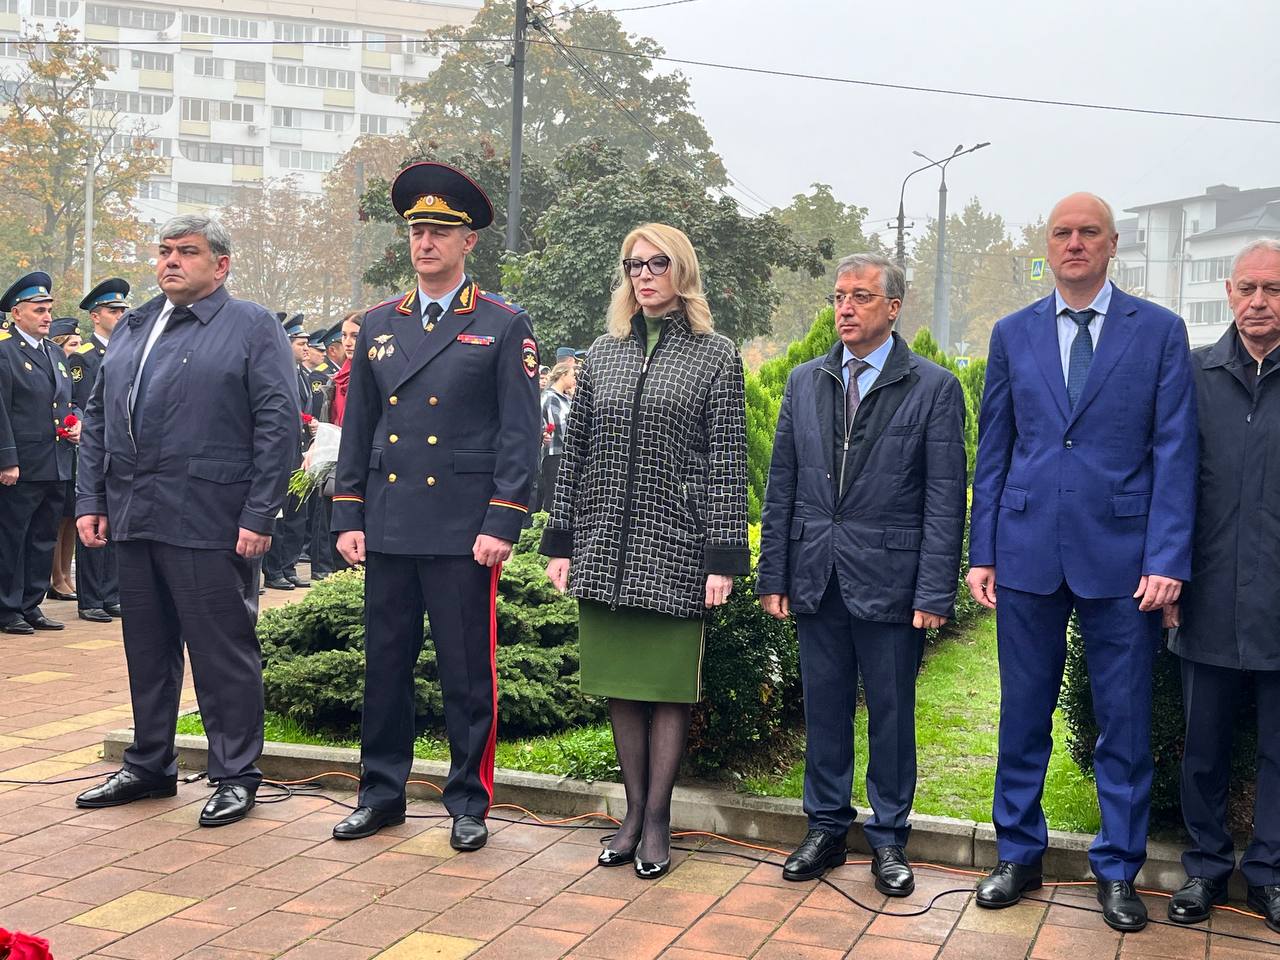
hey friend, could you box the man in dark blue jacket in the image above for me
[73,215,300,827]
[0,272,78,634]
[966,194,1196,931]
[757,253,967,895]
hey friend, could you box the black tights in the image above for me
[606,698,692,863]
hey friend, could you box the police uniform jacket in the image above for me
[0,329,76,480]
[332,278,540,554]
[76,286,301,550]
[68,333,108,409]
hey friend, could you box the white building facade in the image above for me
[1116,184,1280,347]
[0,0,478,222]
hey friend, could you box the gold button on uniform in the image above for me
[388,473,397,483]
[426,476,436,486]
[428,396,439,406]
[389,395,399,405]
[427,436,437,445]
[389,434,399,443]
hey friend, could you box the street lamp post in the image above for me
[910,142,990,347]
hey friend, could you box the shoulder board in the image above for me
[76,341,95,353]
[477,292,519,315]
[0,331,10,341]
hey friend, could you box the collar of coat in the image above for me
[1203,323,1280,371]
[395,277,478,317]
[818,329,915,382]
[628,309,689,344]
[127,285,229,328]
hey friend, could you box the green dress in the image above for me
[577,316,706,703]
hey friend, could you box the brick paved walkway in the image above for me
[3,587,1279,959]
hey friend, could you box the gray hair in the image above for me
[158,214,232,258]
[835,252,906,301]
[1232,238,1280,275]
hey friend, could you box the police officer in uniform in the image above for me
[330,162,540,845]
[315,325,344,377]
[0,273,77,634]
[305,328,330,376]
[67,278,130,622]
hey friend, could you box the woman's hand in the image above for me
[546,558,570,593]
[705,574,733,608]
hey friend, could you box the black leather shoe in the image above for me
[871,845,915,897]
[975,860,1043,908]
[1247,884,1280,934]
[332,806,406,840]
[24,610,64,630]
[286,575,311,588]
[46,588,77,601]
[104,603,122,617]
[264,578,295,590]
[598,833,636,867]
[451,815,488,851]
[782,829,848,881]
[79,608,113,623]
[76,769,178,808]
[200,783,256,826]
[1168,876,1227,924]
[1096,879,1147,932]
[2,618,35,635]
[635,856,670,880]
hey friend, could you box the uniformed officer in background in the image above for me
[68,278,130,622]
[0,272,78,634]
[330,162,540,845]
[315,324,344,377]
[263,313,317,591]
[74,215,299,827]
[305,328,330,376]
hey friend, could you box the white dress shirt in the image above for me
[129,299,177,412]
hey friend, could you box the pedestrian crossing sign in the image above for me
[1030,257,1046,280]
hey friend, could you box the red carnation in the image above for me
[0,927,53,960]
[301,413,315,425]
[544,422,555,435]
[64,413,78,428]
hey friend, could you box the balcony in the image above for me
[322,89,354,108]
[179,119,210,137]
[361,50,390,70]
[138,69,173,90]
[235,80,266,100]
[180,33,213,52]
[84,23,117,41]
[273,43,303,60]
[232,164,263,182]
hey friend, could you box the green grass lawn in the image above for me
[742,614,1102,833]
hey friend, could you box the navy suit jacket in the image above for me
[969,286,1197,598]
[0,330,76,481]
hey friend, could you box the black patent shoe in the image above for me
[104,603,122,617]
[1096,879,1147,932]
[332,805,405,840]
[782,829,848,881]
[287,575,311,588]
[47,588,77,601]
[598,832,636,867]
[76,769,178,808]
[975,860,1043,908]
[79,608,113,623]
[200,783,256,827]
[635,856,670,880]
[1247,884,1280,935]
[264,577,295,590]
[451,815,488,851]
[2,618,34,635]
[24,609,64,630]
[871,844,915,897]
[1168,876,1227,925]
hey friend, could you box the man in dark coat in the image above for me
[1164,238,1280,933]
[757,253,967,895]
[0,272,77,634]
[329,162,540,846]
[74,215,300,827]
[68,277,130,622]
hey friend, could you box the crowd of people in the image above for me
[1,161,1276,938]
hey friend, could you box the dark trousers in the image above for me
[75,535,119,610]
[310,494,336,577]
[796,574,924,847]
[263,493,308,581]
[360,551,499,817]
[0,480,65,621]
[994,583,1158,882]
[117,539,264,787]
[1180,658,1280,886]
[539,453,561,513]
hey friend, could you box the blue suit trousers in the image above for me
[994,584,1158,882]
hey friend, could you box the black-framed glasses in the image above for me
[623,255,671,277]
[826,290,896,307]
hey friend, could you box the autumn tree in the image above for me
[0,27,161,288]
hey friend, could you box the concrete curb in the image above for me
[102,728,1222,895]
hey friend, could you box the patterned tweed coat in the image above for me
[540,311,750,618]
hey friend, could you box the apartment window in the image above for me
[0,0,16,12]
[183,14,259,39]
[1190,257,1231,284]
[193,56,224,78]
[274,22,349,47]
[1115,264,1146,291]
[86,4,175,29]
[276,148,336,172]
[365,31,402,52]
[0,34,23,59]
[136,179,166,200]
[219,101,253,122]
[187,99,253,123]
[106,133,171,156]
[360,114,396,135]
[272,64,354,90]
[180,97,208,121]
[1136,228,1146,243]
[94,90,172,114]
[1186,300,1228,326]
[179,140,262,165]
[361,72,400,97]
[130,50,172,72]
[234,60,265,82]
[95,45,119,69]
[272,106,347,131]
[30,0,78,18]
[178,182,233,205]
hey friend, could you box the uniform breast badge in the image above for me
[370,333,396,361]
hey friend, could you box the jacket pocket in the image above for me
[103,452,113,475]
[186,458,254,483]
[999,486,1027,511]
[454,449,497,473]
[368,448,383,470]
[789,518,805,540]
[1112,492,1151,517]
[885,527,922,551]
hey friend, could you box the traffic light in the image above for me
[1011,256,1022,284]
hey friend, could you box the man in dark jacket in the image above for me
[73,214,300,827]
[1164,238,1280,933]
[757,252,967,895]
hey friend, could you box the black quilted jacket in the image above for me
[540,312,750,618]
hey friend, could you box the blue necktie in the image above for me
[1065,308,1096,409]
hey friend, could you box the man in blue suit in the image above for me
[967,193,1197,931]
